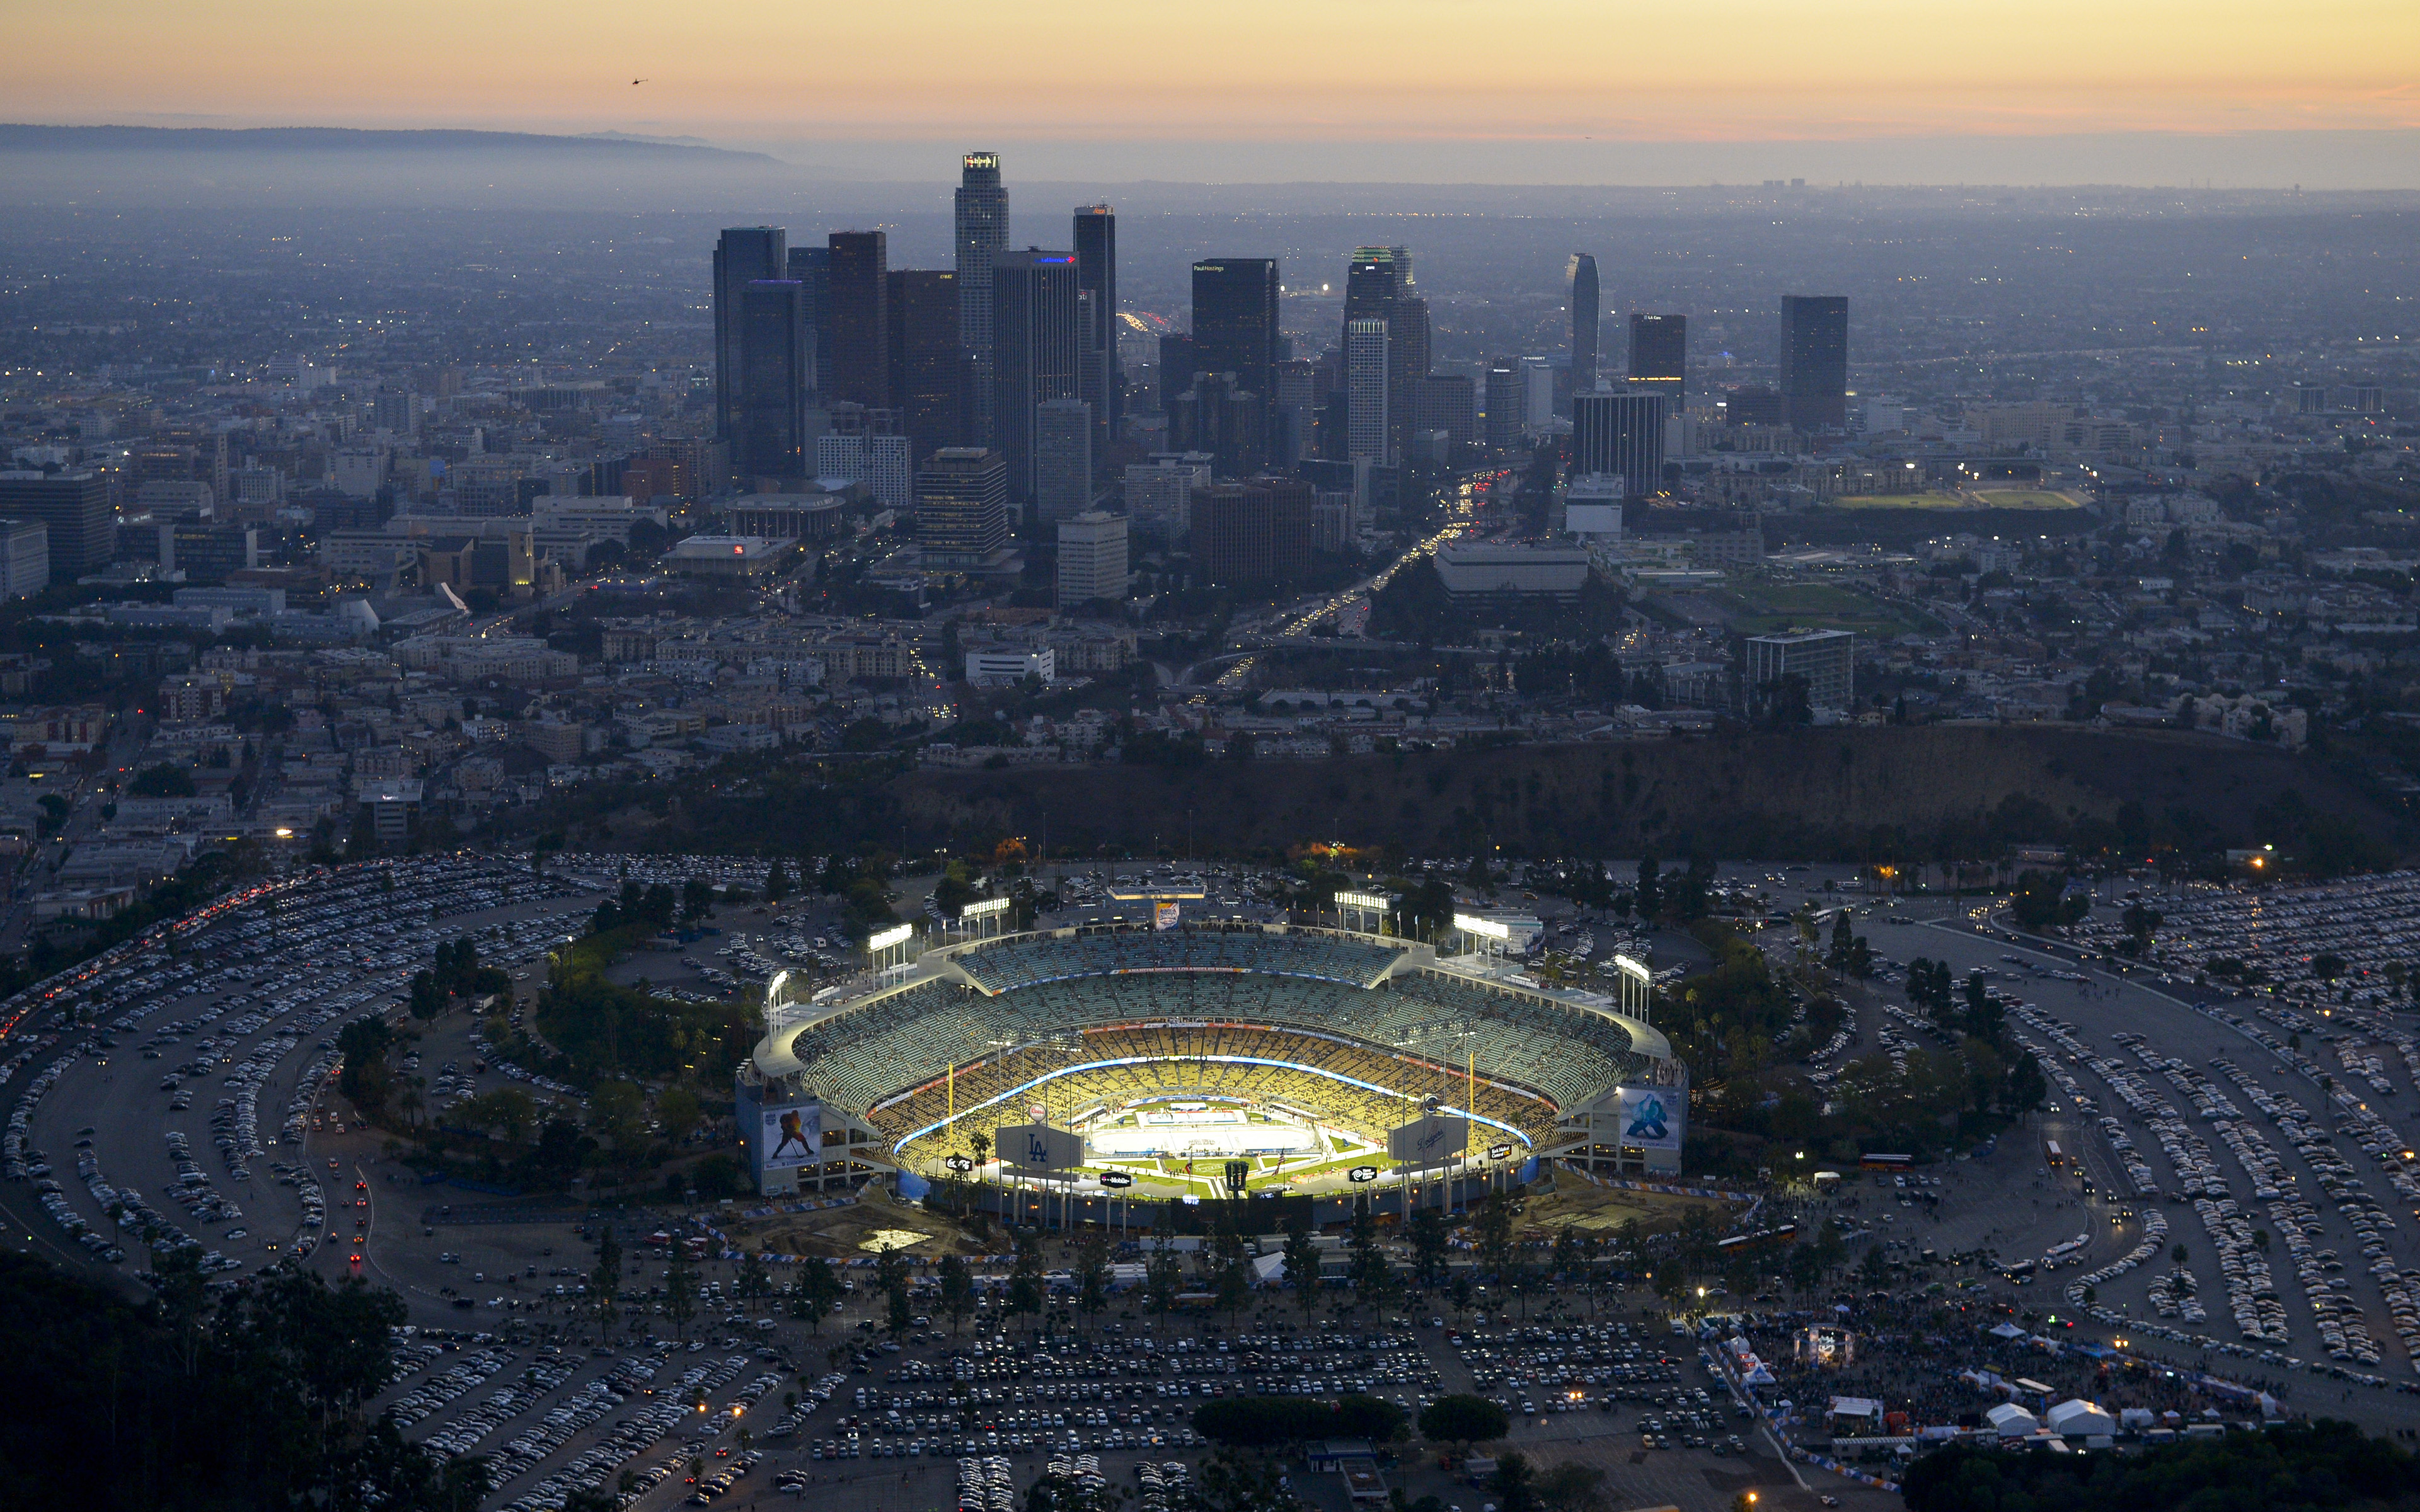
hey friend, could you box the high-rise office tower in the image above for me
[1191,258,1280,462]
[786,244,833,396]
[1778,295,1848,429]
[1034,398,1093,526]
[1484,363,1526,450]
[955,152,1009,442]
[1386,295,1429,454]
[1629,312,1687,410]
[989,249,1083,507]
[1056,510,1129,606]
[0,471,110,582]
[824,232,889,407]
[1167,373,1264,479]
[1073,205,1117,448]
[887,269,963,462]
[734,279,813,478]
[1343,246,1399,328]
[916,446,1009,565]
[1569,253,1600,391]
[1572,389,1665,501]
[1155,333,1196,415]
[1344,318,1390,464]
[712,226,786,447]
[1190,477,1312,590]
[1272,358,1317,466]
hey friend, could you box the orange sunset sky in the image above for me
[5,0,2417,178]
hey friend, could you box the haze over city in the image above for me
[2,6,2419,1512]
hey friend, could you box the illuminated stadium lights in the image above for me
[1454,914,1510,939]
[1336,891,1390,911]
[868,924,914,952]
[1612,952,1656,1022]
[960,897,1010,920]
[1611,953,1652,983]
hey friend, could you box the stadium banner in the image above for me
[1386,1113,1468,1168]
[759,1102,823,1171]
[1000,1123,1085,1172]
[1155,902,1180,931]
[1613,1084,1683,1150]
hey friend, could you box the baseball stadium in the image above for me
[735,922,1686,1223]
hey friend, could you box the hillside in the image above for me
[888,726,2406,866]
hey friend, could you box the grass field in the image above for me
[1828,488,2086,512]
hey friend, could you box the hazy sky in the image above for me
[9,0,2419,183]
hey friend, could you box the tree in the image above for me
[1492,1453,1538,1512]
[1145,1228,1184,1320]
[737,1249,773,1312]
[1189,1448,1299,1512]
[764,859,792,902]
[1533,1463,1606,1512]
[1634,856,1662,920]
[666,1244,698,1339]
[407,969,446,1021]
[681,877,715,922]
[1008,1228,1047,1331]
[591,1227,623,1341]
[1345,1198,1388,1317]
[1474,1192,1515,1287]
[938,1252,975,1336]
[1419,1394,1509,1450]
[1282,1218,1322,1320]
[790,1257,842,1331]
[1409,1207,1449,1292]
[656,1085,702,1143]
[1075,1228,1112,1333]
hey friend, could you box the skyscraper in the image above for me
[1344,246,1398,327]
[1572,389,1665,501]
[1034,398,1093,527]
[916,447,1009,565]
[989,249,1083,507]
[786,244,833,397]
[1484,363,1525,449]
[1191,258,1280,462]
[734,279,813,478]
[0,471,109,583]
[1073,205,1118,448]
[713,226,785,447]
[1057,510,1129,606]
[954,152,1009,442]
[824,231,889,408]
[1155,333,1196,415]
[1629,312,1687,409]
[886,268,962,462]
[1778,295,1849,429]
[1569,253,1600,391]
[1345,318,1390,464]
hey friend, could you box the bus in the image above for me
[1859,1152,1913,1172]
[1715,1222,1801,1257]
[2044,1139,2066,1168]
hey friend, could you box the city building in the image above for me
[955,151,1009,442]
[1155,332,1195,416]
[1192,258,1281,464]
[1073,205,1118,449]
[1561,474,1623,540]
[916,447,1010,566]
[885,268,962,462]
[0,471,110,582]
[1629,312,1686,410]
[1056,509,1128,605]
[735,278,812,478]
[1434,542,1591,598]
[785,243,833,395]
[1741,628,1854,717]
[813,411,912,513]
[1190,477,1311,590]
[1573,388,1665,500]
[1484,364,1525,449]
[1166,372,1263,479]
[825,231,889,408]
[0,520,47,598]
[964,644,1054,684]
[1778,295,1849,429]
[665,535,792,581]
[1034,398,1094,526]
[1345,318,1390,463]
[1569,253,1599,391]
[1410,374,1477,454]
[713,226,786,450]
[990,249,1082,507]
[1124,454,1207,547]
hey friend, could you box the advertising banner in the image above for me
[1155,902,1180,931]
[1614,1085,1683,1150]
[1386,1113,1469,1169]
[759,1102,823,1170]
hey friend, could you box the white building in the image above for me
[813,431,912,513]
[1433,542,1591,598]
[1562,472,1624,540]
[1345,318,1390,463]
[1056,510,1129,605]
[965,645,1055,684]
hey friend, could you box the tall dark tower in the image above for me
[786,244,832,398]
[1569,253,1599,391]
[955,152,1009,442]
[734,279,811,478]
[887,268,963,462]
[1628,312,1687,410]
[713,226,785,448]
[823,231,889,408]
[1190,258,1279,463]
[1778,295,1848,429]
[1073,205,1117,449]
[1572,388,1664,501]
[989,249,1082,507]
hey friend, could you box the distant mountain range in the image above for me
[0,124,776,161]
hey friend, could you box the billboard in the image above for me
[1613,1085,1683,1150]
[1386,1113,1468,1169]
[1000,1123,1085,1172]
[1154,902,1180,931]
[759,1102,823,1171]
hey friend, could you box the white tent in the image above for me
[1987,1402,2041,1438]
[2046,1399,2118,1439]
